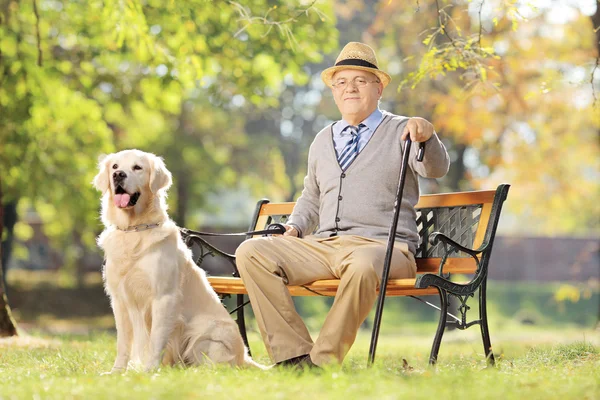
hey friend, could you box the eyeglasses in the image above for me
[331,76,381,90]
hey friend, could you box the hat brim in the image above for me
[321,66,391,89]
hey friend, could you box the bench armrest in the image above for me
[415,272,483,296]
[429,232,488,257]
[180,230,239,277]
[180,231,236,259]
[415,231,490,295]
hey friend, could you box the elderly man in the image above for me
[236,42,450,368]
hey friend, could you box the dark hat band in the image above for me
[335,59,378,69]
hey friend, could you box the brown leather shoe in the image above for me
[276,354,321,370]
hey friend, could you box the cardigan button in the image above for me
[341,173,346,178]
[335,217,340,222]
[338,196,343,201]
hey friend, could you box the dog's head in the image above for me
[93,150,172,224]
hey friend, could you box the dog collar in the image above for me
[116,222,161,233]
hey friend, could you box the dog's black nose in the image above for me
[113,170,127,181]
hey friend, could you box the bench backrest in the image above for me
[247,184,510,276]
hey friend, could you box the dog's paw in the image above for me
[144,367,162,374]
[100,367,126,376]
[144,362,161,373]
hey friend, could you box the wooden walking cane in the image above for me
[368,138,425,365]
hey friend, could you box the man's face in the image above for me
[331,69,383,119]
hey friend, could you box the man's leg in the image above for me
[235,236,336,363]
[310,236,416,366]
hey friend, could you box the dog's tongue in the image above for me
[114,193,131,208]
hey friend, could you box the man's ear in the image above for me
[92,154,112,194]
[150,155,172,194]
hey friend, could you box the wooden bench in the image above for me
[181,184,510,365]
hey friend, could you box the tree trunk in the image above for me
[591,9,600,57]
[283,141,301,202]
[446,143,467,191]
[0,258,18,337]
[591,10,600,329]
[73,229,87,288]
[0,178,18,337]
[1,201,17,286]
[592,5,600,145]
[175,169,189,227]
[171,103,190,228]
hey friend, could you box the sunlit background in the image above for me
[0,0,598,339]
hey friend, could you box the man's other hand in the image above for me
[282,224,299,237]
[401,117,434,142]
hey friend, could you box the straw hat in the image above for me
[321,42,391,88]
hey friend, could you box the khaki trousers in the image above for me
[235,234,416,366]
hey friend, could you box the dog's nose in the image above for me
[113,171,127,182]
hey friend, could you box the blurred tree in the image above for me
[366,0,600,235]
[98,1,338,225]
[0,0,337,335]
[240,1,379,203]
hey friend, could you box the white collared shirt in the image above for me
[332,108,384,158]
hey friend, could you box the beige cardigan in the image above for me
[288,111,450,255]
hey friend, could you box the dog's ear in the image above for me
[150,155,172,194]
[92,154,112,194]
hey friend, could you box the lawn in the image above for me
[1,270,599,399]
[0,327,598,400]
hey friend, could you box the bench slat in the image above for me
[260,202,296,215]
[416,257,476,274]
[208,276,439,297]
[257,190,496,217]
[414,190,495,208]
[207,257,475,297]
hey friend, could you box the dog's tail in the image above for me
[243,352,271,370]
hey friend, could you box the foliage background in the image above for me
[0,0,598,331]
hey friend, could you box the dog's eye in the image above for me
[112,164,118,169]
[133,165,142,171]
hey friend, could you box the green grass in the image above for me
[1,329,598,400]
[3,270,599,398]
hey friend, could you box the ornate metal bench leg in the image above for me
[429,288,449,365]
[236,293,252,357]
[479,281,495,366]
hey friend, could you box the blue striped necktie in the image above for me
[338,124,365,171]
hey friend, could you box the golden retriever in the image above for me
[93,149,264,372]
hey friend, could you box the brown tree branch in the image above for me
[592,57,599,106]
[33,0,42,66]
[230,0,320,38]
[0,0,12,84]
[590,4,600,107]
[478,0,484,56]
[434,0,456,46]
